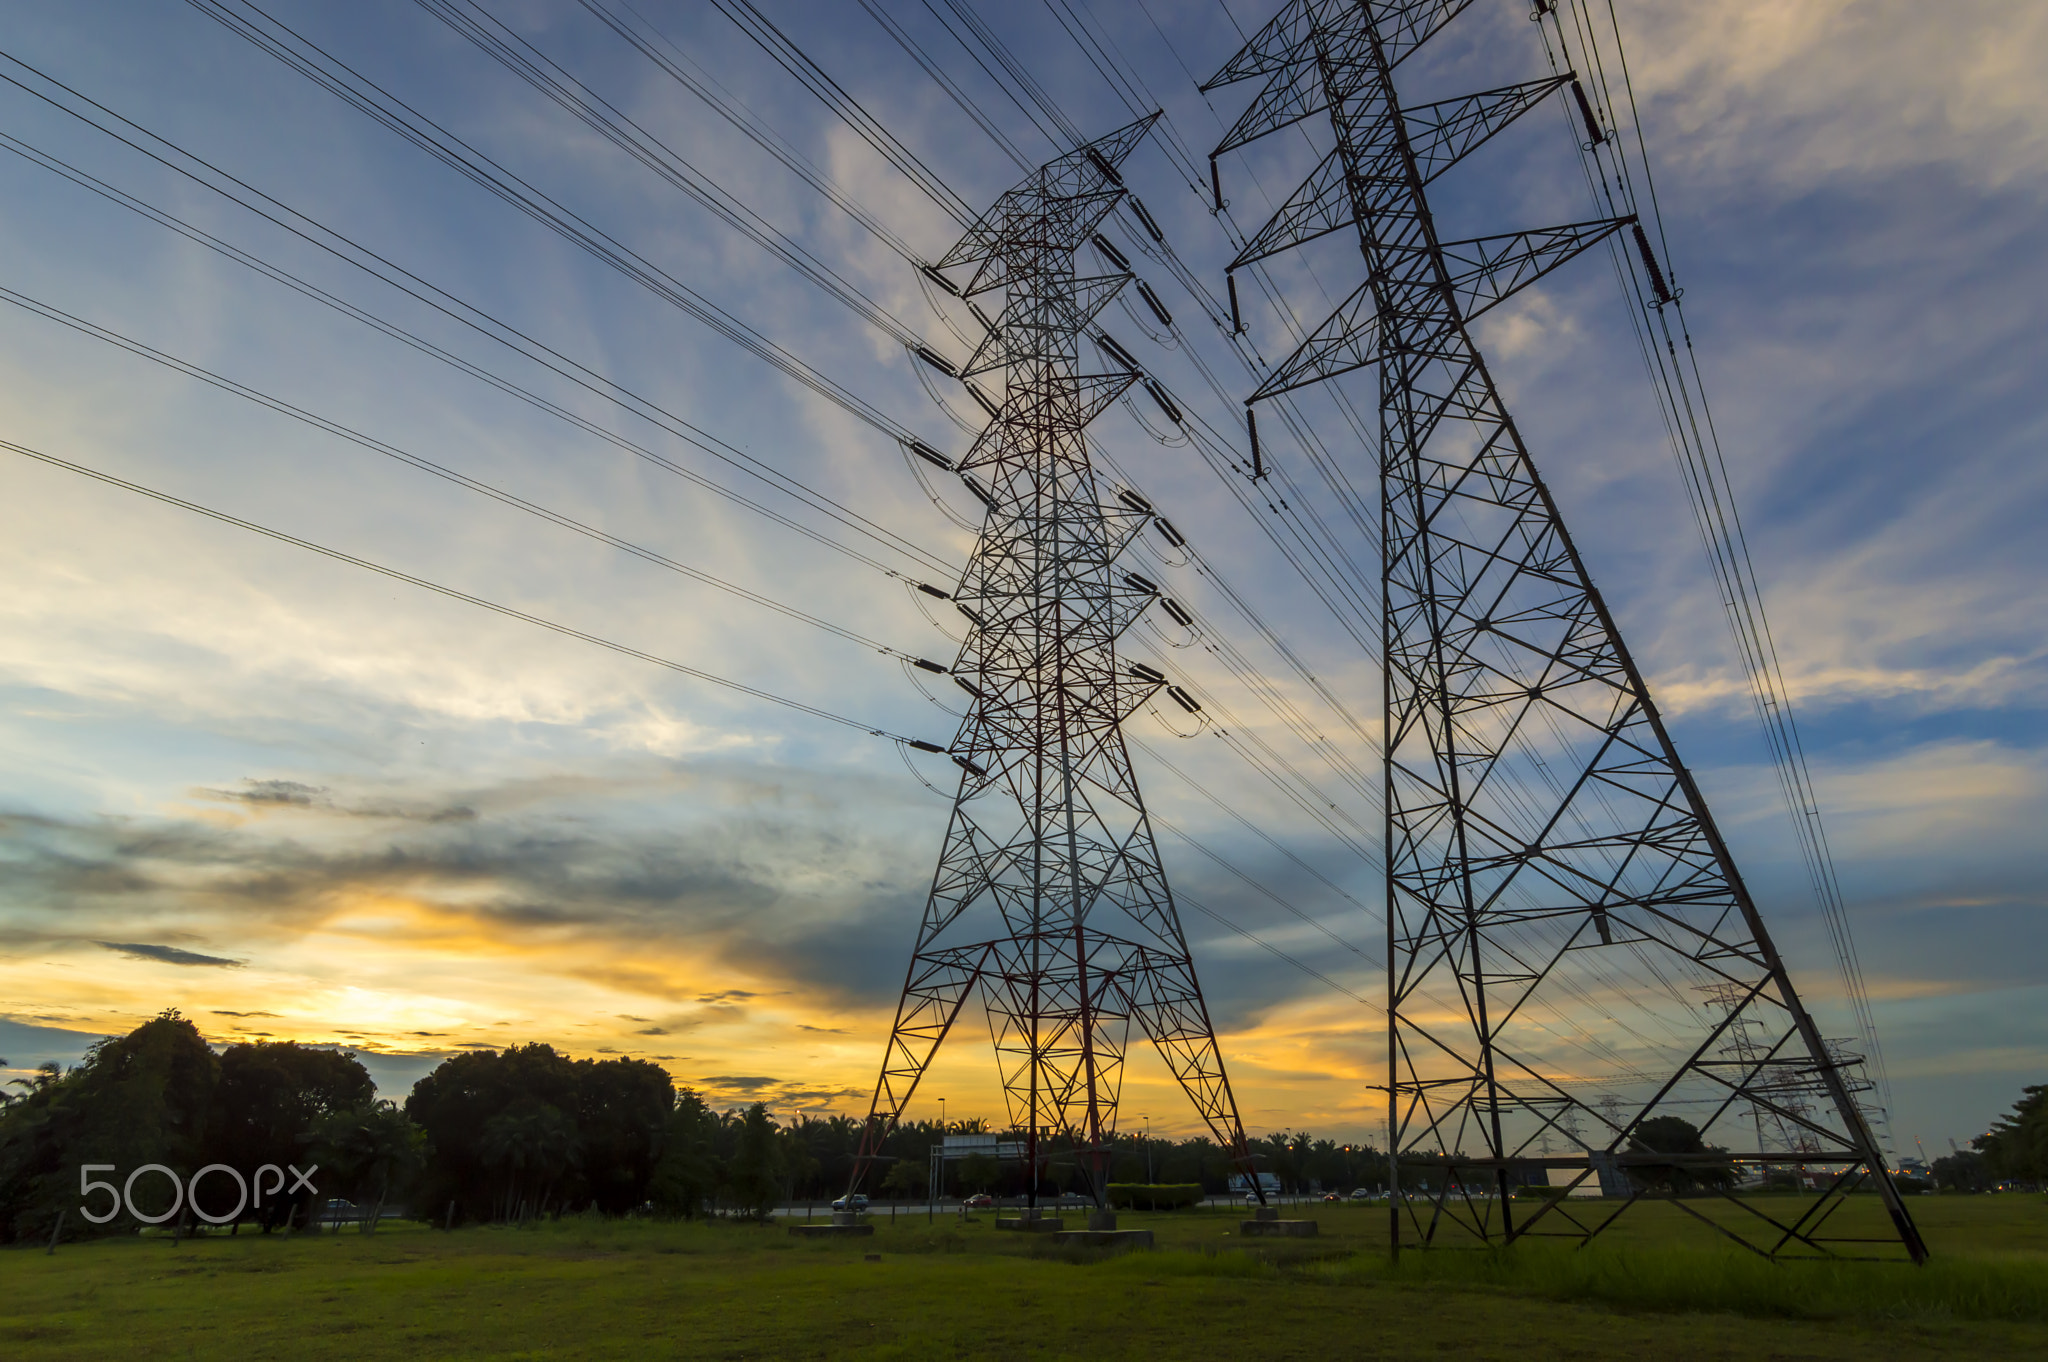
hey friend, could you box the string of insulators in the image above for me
[951,753,986,777]
[961,473,998,508]
[1569,77,1605,147]
[1129,662,1166,684]
[1086,147,1123,186]
[1209,155,1223,213]
[1160,597,1194,627]
[1122,571,1159,595]
[1154,518,1185,548]
[913,658,948,674]
[914,345,957,377]
[1246,407,1263,481]
[1167,685,1201,714]
[1096,332,1141,373]
[965,382,1001,417]
[919,264,958,296]
[1116,488,1153,515]
[967,300,998,333]
[916,582,950,600]
[909,439,953,471]
[906,739,946,754]
[1093,234,1131,271]
[1144,379,1183,424]
[1136,280,1173,328]
[1227,272,1243,334]
[953,676,985,699]
[956,602,986,627]
[1127,197,1163,243]
[1631,220,1674,305]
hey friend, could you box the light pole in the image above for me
[1143,1115,1153,1183]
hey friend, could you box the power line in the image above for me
[0,283,927,664]
[1,436,934,746]
[575,0,945,249]
[178,0,925,443]
[705,0,977,226]
[0,68,955,579]
[415,0,928,341]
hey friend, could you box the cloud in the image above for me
[699,1075,777,1091]
[195,778,478,825]
[208,779,325,807]
[96,941,243,968]
[1621,0,2048,193]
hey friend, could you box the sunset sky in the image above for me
[1,0,2043,1156]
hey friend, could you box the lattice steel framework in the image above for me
[1206,1,1926,1260]
[851,117,1260,1209]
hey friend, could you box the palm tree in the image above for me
[307,1101,426,1232]
[479,1102,580,1222]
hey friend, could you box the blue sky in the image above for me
[0,0,2041,1157]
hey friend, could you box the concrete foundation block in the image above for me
[1052,1228,1154,1250]
[788,1222,875,1238]
[1238,1218,1318,1237]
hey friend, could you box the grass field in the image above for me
[6,1197,2045,1360]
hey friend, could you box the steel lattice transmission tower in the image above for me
[851,117,1261,1209]
[1205,1,1926,1260]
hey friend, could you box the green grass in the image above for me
[4,1197,2044,1360]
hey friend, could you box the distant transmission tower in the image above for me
[1206,2,1925,1260]
[851,116,1261,1210]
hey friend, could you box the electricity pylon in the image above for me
[1206,1,1926,1260]
[852,116,1261,1209]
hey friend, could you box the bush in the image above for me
[1106,1182,1203,1210]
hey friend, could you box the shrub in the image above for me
[1106,1182,1203,1210]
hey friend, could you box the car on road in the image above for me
[961,1193,993,1209]
[1348,1188,1375,1201]
[829,1193,870,1213]
[1322,1192,1342,1202]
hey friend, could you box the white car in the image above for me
[829,1194,870,1213]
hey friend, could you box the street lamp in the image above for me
[1143,1115,1153,1183]
[939,1096,947,1134]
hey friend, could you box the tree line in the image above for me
[0,1012,1394,1240]
[7,1012,2039,1241]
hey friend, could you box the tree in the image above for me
[957,1151,998,1194]
[307,1101,426,1232]
[1626,1115,1736,1195]
[571,1056,672,1214]
[1975,1085,2048,1185]
[649,1089,719,1219]
[1932,1148,1988,1192]
[651,1089,718,1218]
[216,1041,375,1229]
[880,1158,927,1201]
[0,1010,218,1241]
[405,1044,670,1222]
[478,1099,579,1222]
[725,1103,785,1218]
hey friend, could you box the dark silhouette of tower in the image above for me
[852,117,1259,1209]
[1206,0,1924,1260]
